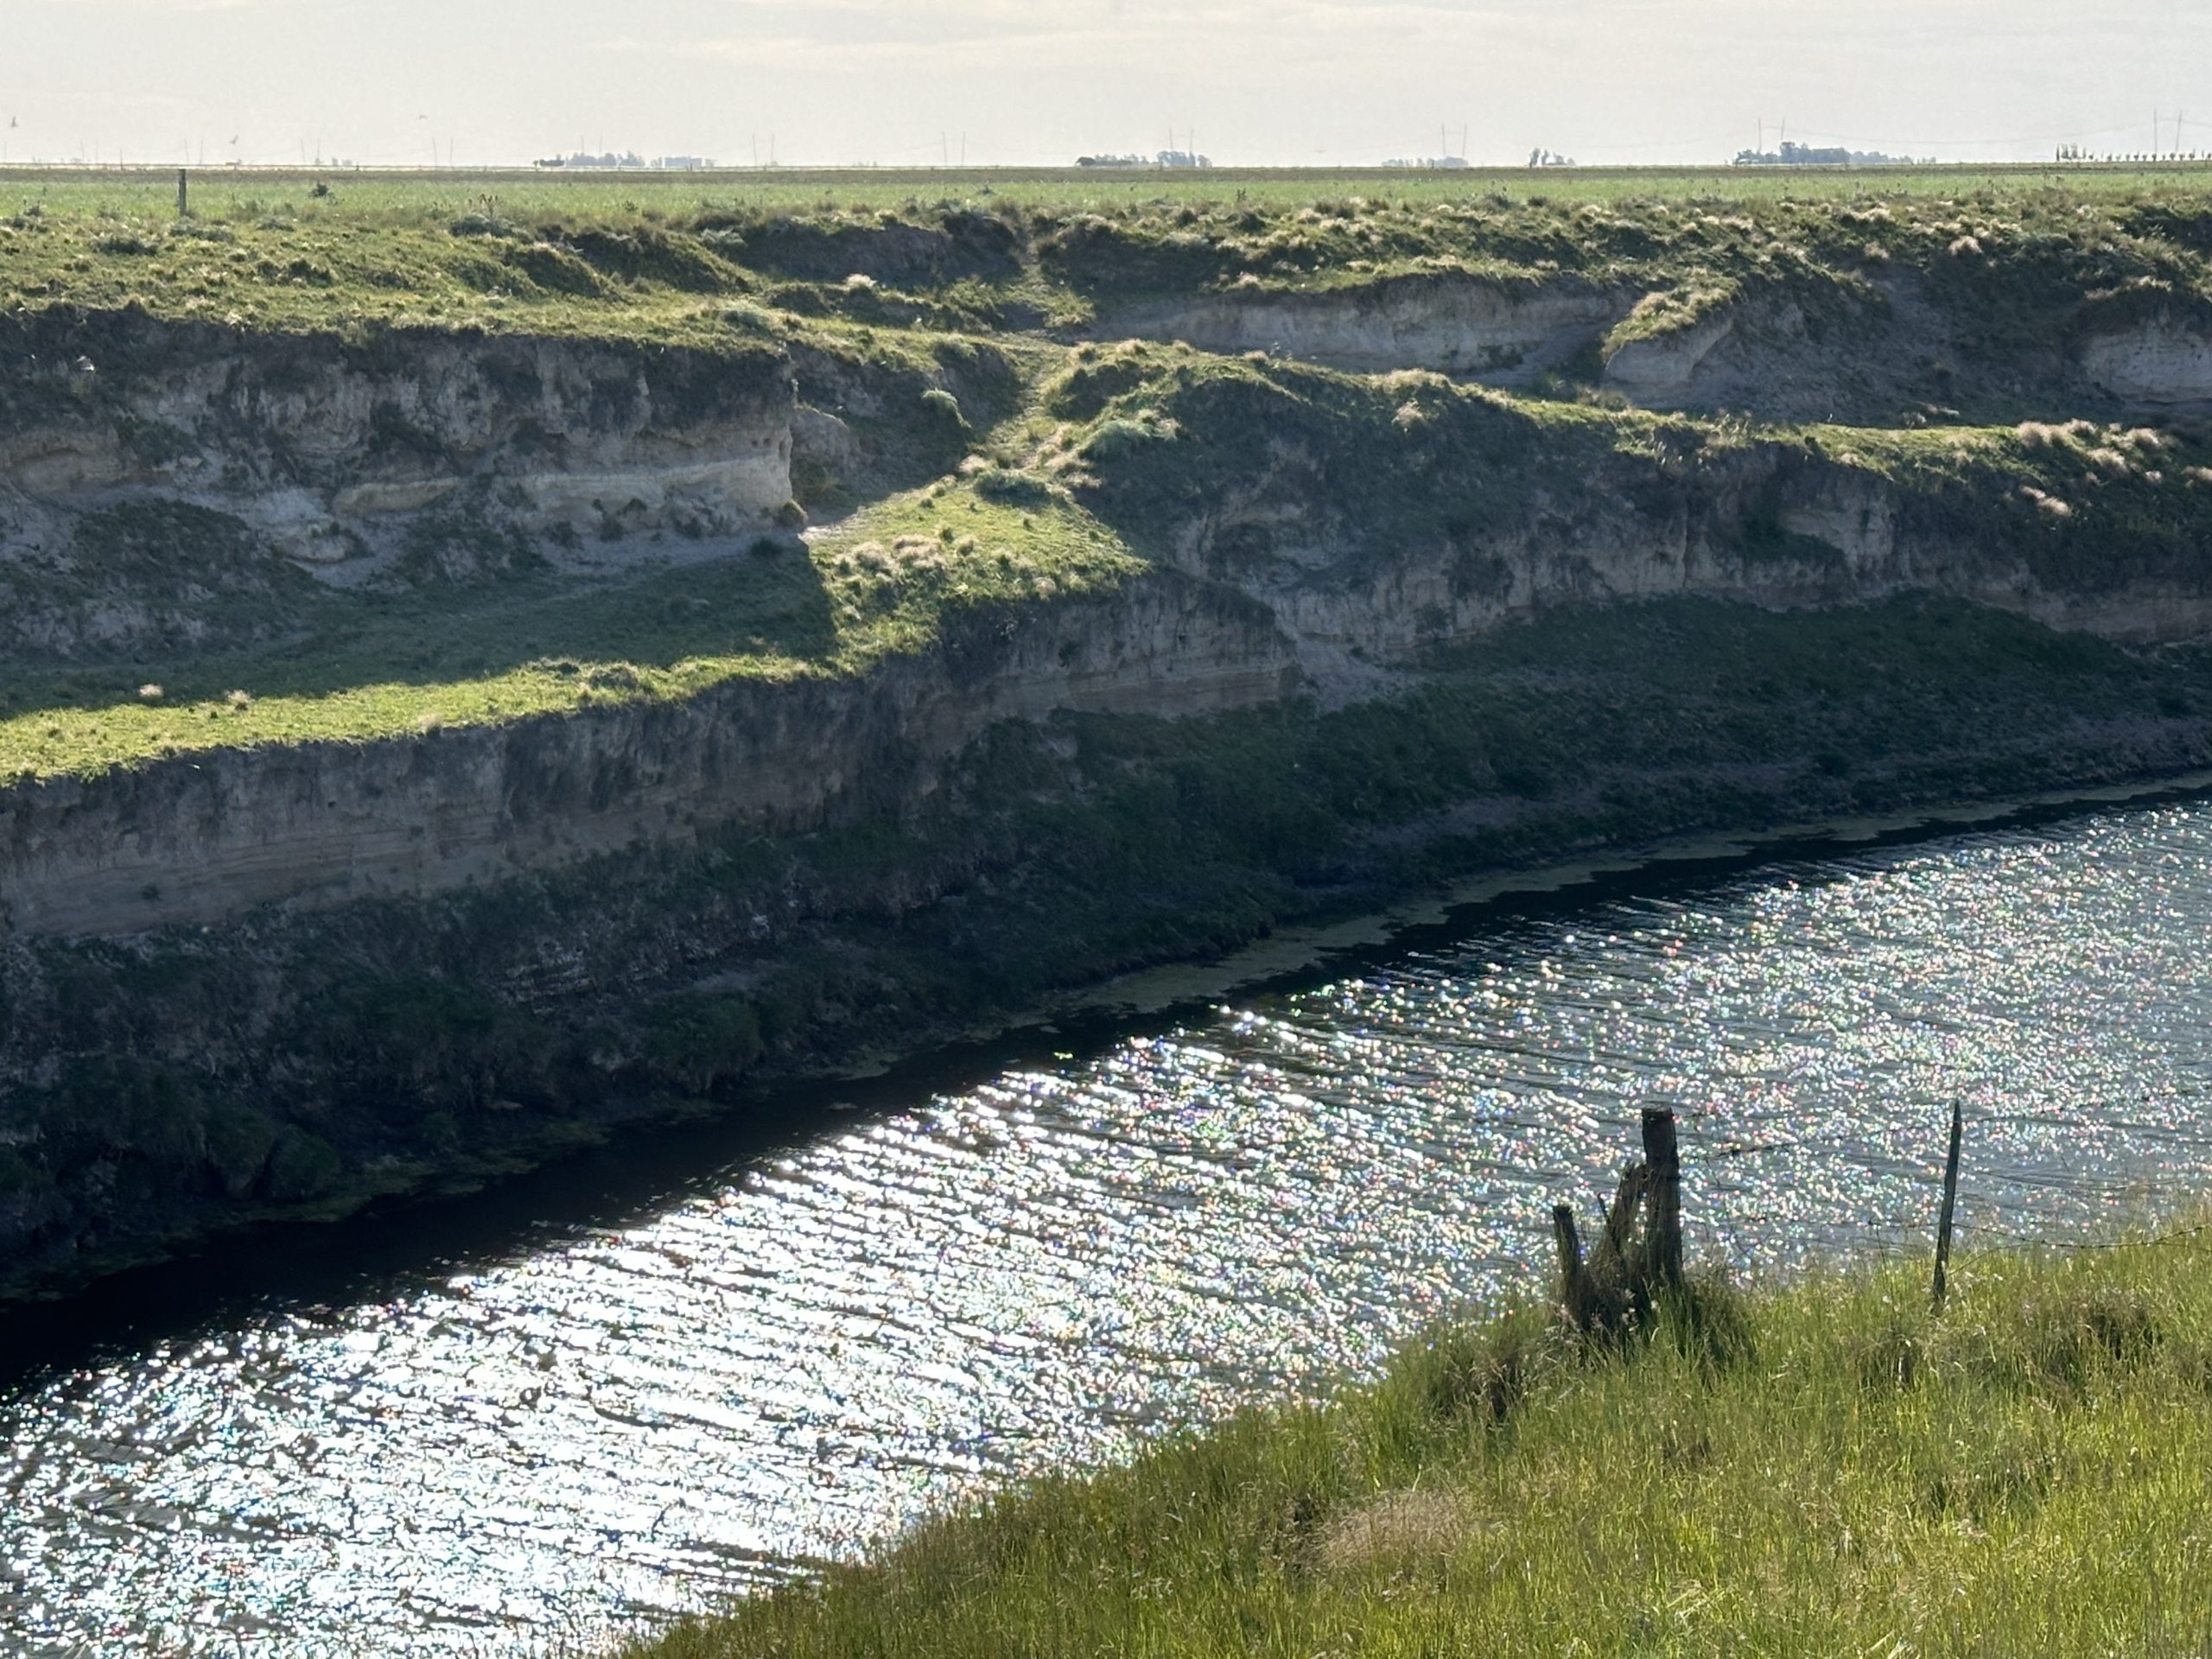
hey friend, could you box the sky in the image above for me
[3,0,2209,170]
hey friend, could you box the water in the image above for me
[10,793,2212,1656]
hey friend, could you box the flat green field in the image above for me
[12,162,2212,223]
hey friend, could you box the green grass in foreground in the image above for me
[627,1232,2212,1657]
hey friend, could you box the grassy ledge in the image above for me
[0,482,1141,780]
[625,1230,2212,1657]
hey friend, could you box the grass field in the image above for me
[9,158,2212,341]
[622,1226,2212,1657]
[13,162,2212,224]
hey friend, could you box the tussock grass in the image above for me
[624,1234,2212,1657]
[11,165,2212,345]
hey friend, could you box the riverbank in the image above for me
[19,168,2212,1305]
[622,1225,2212,1657]
[10,592,2212,1306]
[11,784,2212,1653]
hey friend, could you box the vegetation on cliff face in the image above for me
[10,166,2212,344]
[0,479,1141,780]
[10,327,2212,783]
[1052,338,2212,588]
[622,1230,2212,1657]
[10,171,2212,784]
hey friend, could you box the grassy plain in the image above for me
[625,1230,2212,1658]
[14,162,2212,222]
[10,161,2212,335]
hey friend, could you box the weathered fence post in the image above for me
[1552,1108,1681,1334]
[1931,1097,1964,1313]
[1641,1107,1682,1288]
[1553,1204,1594,1330]
[176,168,188,219]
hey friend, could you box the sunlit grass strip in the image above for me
[626,1232,2212,1657]
[0,487,1143,782]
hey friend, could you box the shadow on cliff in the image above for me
[0,539,843,718]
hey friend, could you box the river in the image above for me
[8,791,2212,1656]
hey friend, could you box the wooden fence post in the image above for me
[176,168,188,219]
[1553,1204,1594,1330]
[1642,1107,1682,1288]
[1931,1097,1963,1313]
[1552,1108,1682,1334]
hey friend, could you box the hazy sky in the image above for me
[5,0,2209,170]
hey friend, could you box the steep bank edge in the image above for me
[0,573,1292,936]
[5,595,2212,1303]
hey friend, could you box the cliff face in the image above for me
[2081,317,2212,408]
[12,313,2212,942]
[1166,437,2212,672]
[1103,279,1629,384]
[1100,276,2212,425]
[8,273,2212,1298]
[0,313,795,630]
[0,575,1292,937]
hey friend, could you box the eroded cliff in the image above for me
[10,180,2212,1299]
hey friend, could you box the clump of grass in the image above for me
[625,1231,2212,1658]
[918,386,966,427]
